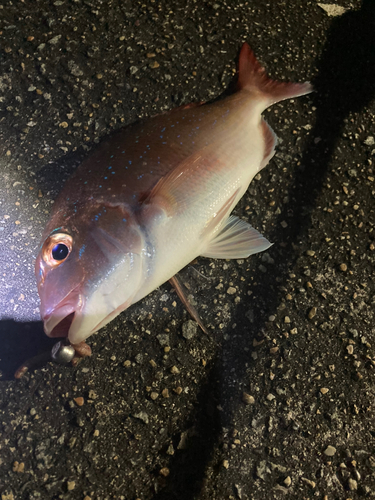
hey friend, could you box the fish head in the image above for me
[35,202,145,344]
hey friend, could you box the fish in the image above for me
[34,43,312,351]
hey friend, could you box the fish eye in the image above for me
[52,243,69,261]
[42,232,73,267]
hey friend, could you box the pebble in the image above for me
[170,365,179,374]
[301,477,316,488]
[12,461,25,472]
[227,286,237,295]
[1,493,15,500]
[157,333,170,346]
[306,250,315,256]
[242,392,255,405]
[324,445,337,456]
[222,459,229,469]
[68,61,84,77]
[69,437,77,448]
[182,320,197,340]
[48,35,61,45]
[256,461,269,479]
[308,307,317,320]
[133,411,149,424]
[353,469,361,481]
[67,481,75,491]
[317,3,347,17]
[320,387,329,394]
[88,390,98,400]
[76,416,85,427]
[364,136,375,146]
[123,360,131,368]
[73,397,84,407]
[234,484,244,499]
[178,431,189,450]
[166,444,175,455]
[284,476,292,487]
[150,392,159,400]
[162,388,169,398]
[340,263,348,272]
[266,393,275,401]
[347,345,354,355]
[159,467,170,477]
[348,478,358,490]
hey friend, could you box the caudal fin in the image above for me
[237,43,313,104]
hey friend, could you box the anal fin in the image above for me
[201,215,272,259]
[261,118,277,168]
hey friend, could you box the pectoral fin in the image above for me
[201,216,272,259]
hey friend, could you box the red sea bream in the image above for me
[35,43,312,348]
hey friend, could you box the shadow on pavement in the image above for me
[0,319,56,380]
[153,1,375,498]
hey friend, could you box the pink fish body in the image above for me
[35,44,312,344]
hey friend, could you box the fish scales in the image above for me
[44,93,251,233]
[35,43,312,347]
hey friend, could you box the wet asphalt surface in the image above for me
[1,0,375,499]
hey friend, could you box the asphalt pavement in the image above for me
[0,0,374,499]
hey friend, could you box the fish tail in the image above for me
[237,43,313,104]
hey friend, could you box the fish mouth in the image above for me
[43,293,84,339]
[47,311,75,338]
